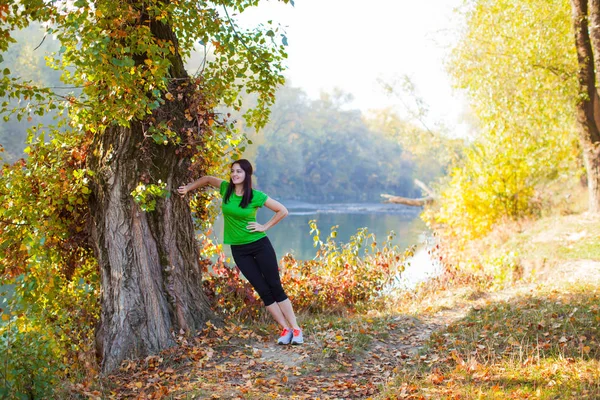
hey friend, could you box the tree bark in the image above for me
[88,118,213,374]
[570,0,600,213]
[87,16,214,373]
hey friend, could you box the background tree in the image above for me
[0,0,291,374]
[246,84,425,202]
[570,0,600,213]
[366,76,466,205]
[436,0,582,240]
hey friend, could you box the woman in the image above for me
[177,159,303,345]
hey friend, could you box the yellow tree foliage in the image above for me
[434,0,582,241]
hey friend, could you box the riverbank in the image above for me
[69,211,600,399]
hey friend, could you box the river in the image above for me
[211,201,442,289]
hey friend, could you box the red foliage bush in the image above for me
[201,222,411,319]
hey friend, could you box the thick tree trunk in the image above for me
[87,15,214,373]
[88,120,213,373]
[570,0,600,213]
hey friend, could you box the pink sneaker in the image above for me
[277,328,293,345]
[291,328,303,345]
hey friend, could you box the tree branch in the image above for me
[380,194,434,206]
[414,178,436,198]
[381,178,436,207]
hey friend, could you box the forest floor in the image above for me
[75,212,600,399]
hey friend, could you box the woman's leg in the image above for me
[231,242,289,328]
[253,238,300,329]
[276,299,300,330]
[265,302,290,329]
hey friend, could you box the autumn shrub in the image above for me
[0,316,65,399]
[0,135,100,397]
[201,257,264,321]
[0,260,99,398]
[280,221,411,313]
[423,130,580,282]
[201,221,411,319]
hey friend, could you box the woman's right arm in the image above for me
[177,176,224,196]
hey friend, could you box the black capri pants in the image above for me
[230,237,288,306]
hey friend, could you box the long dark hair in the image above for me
[223,159,254,208]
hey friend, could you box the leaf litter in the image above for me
[71,227,600,399]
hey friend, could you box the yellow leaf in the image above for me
[1,314,9,321]
[134,382,143,388]
[583,345,591,354]
[165,92,174,101]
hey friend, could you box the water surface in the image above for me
[212,201,425,260]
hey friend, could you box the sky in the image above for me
[238,0,471,137]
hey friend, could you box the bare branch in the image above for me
[380,194,434,207]
[414,178,436,198]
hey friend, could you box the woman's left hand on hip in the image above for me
[247,222,266,232]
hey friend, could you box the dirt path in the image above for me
[253,315,441,399]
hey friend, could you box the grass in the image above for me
[501,213,600,262]
[379,285,600,399]
[376,205,600,399]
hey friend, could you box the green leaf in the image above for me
[2,68,9,76]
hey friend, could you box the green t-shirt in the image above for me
[220,181,269,245]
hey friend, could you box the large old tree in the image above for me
[570,0,600,213]
[0,0,290,373]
